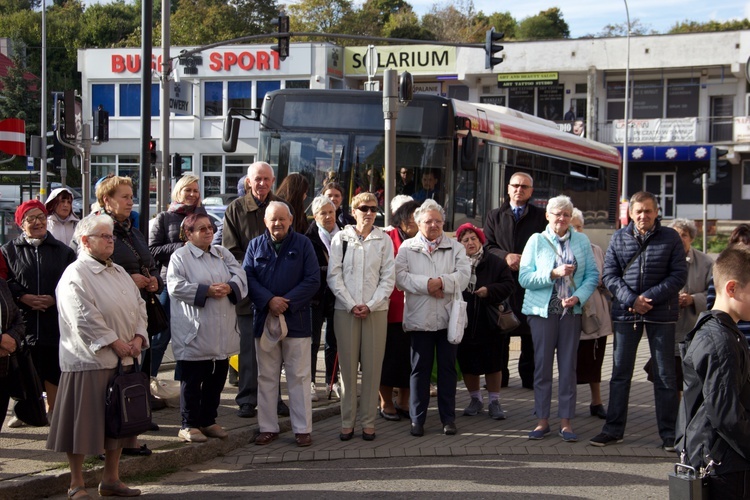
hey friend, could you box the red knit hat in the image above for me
[15,199,48,227]
[455,223,485,245]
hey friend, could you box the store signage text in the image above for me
[345,46,456,74]
[111,50,280,74]
[497,72,559,88]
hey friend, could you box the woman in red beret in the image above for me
[454,223,515,421]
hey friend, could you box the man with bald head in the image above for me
[243,201,319,447]
[223,161,283,418]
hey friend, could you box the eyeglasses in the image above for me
[548,211,572,219]
[509,183,532,190]
[193,225,214,234]
[23,214,47,224]
[356,206,378,213]
[89,233,116,242]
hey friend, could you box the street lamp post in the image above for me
[621,0,631,202]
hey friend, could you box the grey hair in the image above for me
[571,208,584,225]
[73,215,114,255]
[546,195,573,215]
[510,171,533,187]
[669,218,697,240]
[414,198,445,224]
[310,195,335,215]
[264,200,293,219]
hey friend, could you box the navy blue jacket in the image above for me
[242,229,320,339]
[603,219,687,323]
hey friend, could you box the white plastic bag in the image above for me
[150,377,181,408]
[446,291,467,345]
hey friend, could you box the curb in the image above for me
[0,403,341,500]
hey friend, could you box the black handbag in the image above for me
[487,300,521,334]
[145,291,168,335]
[105,357,152,439]
[8,343,48,427]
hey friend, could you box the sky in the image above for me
[396,0,750,38]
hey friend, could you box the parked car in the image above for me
[203,193,238,207]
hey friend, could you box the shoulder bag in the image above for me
[105,357,153,439]
[8,341,48,427]
[120,235,168,335]
[487,300,521,334]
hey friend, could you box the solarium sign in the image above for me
[344,45,456,75]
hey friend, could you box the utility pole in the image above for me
[40,0,48,197]
[382,69,397,227]
[160,0,171,211]
[139,0,153,234]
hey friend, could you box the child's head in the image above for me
[713,245,750,322]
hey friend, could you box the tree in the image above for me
[421,0,484,43]
[0,48,40,156]
[516,7,570,40]
[0,0,39,15]
[668,18,750,34]
[78,1,140,49]
[170,0,246,46]
[287,0,355,41]
[382,9,436,41]
[595,18,656,37]
[229,0,280,36]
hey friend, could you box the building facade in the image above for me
[78,31,750,220]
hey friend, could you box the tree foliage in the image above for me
[516,7,570,40]
[287,0,354,41]
[668,18,750,34]
[421,0,484,43]
[595,18,656,37]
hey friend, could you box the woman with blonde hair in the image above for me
[149,174,206,378]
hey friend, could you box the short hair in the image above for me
[181,213,211,235]
[414,199,445,224]
[322,182,344,197]
[351,192,377,210]
[96,176,133,207]
[264,200,292,219]
[729,223,750,247]
[247,161,273,179]
[509,171,533,186]
[571,208,584,225]
[171,174,201,204]
[392,200,421,228]
[390,194,413,215]
[713,246,750,293]
[73,215,113,255]
[629,191,659,208]
[310,195,335,215]
[546,195,573,215]
[668,218,697,240]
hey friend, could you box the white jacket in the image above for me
[327,225,395,313]
[395,235,471,332]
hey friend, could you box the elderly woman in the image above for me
[395,199,470,437]
[519,195,597,442]
[2,200,76,421]
[455,223,514,420]
[47,214,148,499]
[45,187,79,245]
[570,209,612,419]
[167,213,247,443]
[0,277,24,431]
[305,195,340,401]
[149,174,206,378]
[378,199,420,420]
[667,218,713,389]
[328,192,395,441]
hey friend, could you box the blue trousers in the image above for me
[602,321,677,442]
[178,358,229,429]
[409,329,457,426]
[150,289,172,378]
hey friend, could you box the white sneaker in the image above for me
[8,416,24,428]
[178,427,207,443]
[331,382,341,399]
[310,382,319,402]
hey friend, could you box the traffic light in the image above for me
[709,146,729,183]
[485,27,504,70]
[62,90,76,140]
[94,105,109,143]
[53,134,64,171]
[172,153,183,178]
[271,13,290,61]
[149,139,157,165]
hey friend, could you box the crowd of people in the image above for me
[6,161,750,498]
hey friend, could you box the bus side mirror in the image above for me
[459,131,478,171]
[222,115,240,153]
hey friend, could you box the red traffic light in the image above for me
[149,139,157,164]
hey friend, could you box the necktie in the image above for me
[513,207,522,222]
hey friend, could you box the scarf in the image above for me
[545,226,576,302]
[467,247,483,292]
[168,202,198,215]
[23,233,47,247]
[318,224,339,254]
[417,232,442,254]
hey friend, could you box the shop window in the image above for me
[228,81,252,111]
[256,81,281,108]
[204,81,223,117]
[92,84,115,116]
[119,84,159,117]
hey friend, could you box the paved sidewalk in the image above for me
[0,337,673,499]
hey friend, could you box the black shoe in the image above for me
[410,422,424,437]
[148,421,160,432]
[589,432,623,447]
[393,404,410,419]
[362,431,376,441]
[443,422,457,435]
[339,430,354,441]
[277,400,290,417]
[237,404,257,418]
[662,439,676,452]
[121,444,152,456]
[521,381,534,390]
[590,404,607,419]
[378,407,401,421]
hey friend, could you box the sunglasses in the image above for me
[356,206,378,213]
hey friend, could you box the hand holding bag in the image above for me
[488,300,521,334]
[446,290,468,345]
[105,357,152,439]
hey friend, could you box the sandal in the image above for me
[67,486,93,498]
[98,481,141,497]
[121,444,152,456]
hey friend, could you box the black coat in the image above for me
[483,200,547,323]
[149,207,207,281]
[461,251,515,344]
[1,233,76,347]
[304,221,335,314]
[677,311,750,475]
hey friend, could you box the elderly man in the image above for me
[223,161,285,419]
[590,191,687,450]
[484,172,547,389]
[243,201,320,447]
